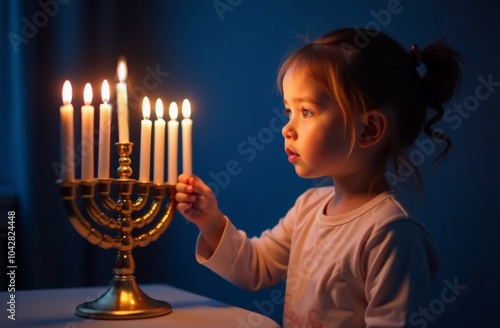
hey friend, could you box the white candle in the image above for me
[81,83,94,181]
[60,80,75,181]
[167,102,179,184]
[116,57,129,143]
[153,99,166,184]
[139,97,152,182]
[181,99,192,176]
[98,80,112,179]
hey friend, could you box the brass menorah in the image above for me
[58,142,176,319]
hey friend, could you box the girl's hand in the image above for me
[175,174,226,252]
[175,173,222,228]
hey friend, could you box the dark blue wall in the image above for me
[1,0,499,326]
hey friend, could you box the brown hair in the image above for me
[277,28,463,188]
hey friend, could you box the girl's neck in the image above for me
[326,172,390,216]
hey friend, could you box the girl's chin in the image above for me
[294,167,325,180]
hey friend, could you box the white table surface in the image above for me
[0,284,280,328]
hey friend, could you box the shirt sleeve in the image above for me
[361,219,439,327]
[195,214,293,291]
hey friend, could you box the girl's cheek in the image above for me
[300,118,311,129]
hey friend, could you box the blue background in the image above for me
[1,0,499,326]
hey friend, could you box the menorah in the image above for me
[58,142,176,319]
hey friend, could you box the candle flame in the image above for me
[142,97,151,120]
[182,99,191,119]
[155,98,164,119]
[62,80,72,105]
[169,102,178,120]
[84,83,93,105]
[117,56,127,82]
[101,80,110,104]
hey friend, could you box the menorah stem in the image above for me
[115,250,135,276]
[114,180,135,277]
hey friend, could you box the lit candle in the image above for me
[81,83,94,181]
[167,102,179,184]
[98,80,112,179]
[139,97,152,182]
[181,99,192,176]
[60,80,75,181]
[116,57,129,143]
[153,99,166,184]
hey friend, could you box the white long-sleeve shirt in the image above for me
[196,187,438,327]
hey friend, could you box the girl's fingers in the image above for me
[177,173,191,183]
[175,182,193,193]
[175,175,218,222]
[176,201,193,212]
[191,178,214,198]
[175,192,195,203]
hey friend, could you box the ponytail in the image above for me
[420,40,464,164]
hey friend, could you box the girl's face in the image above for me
[282,65,363,179]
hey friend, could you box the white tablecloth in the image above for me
[0,284,280,328]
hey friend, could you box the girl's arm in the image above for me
[176,173,294,290]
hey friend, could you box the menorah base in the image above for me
[75,276,172,320]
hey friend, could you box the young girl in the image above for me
[175,28,462,327]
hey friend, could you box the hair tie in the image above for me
[410,44,422,67]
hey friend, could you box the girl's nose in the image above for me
[282,121,297,140]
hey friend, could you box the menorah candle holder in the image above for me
[58,142,176,319]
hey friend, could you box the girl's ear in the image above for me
[358,110,389,148]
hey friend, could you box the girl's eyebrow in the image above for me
[284,97,326,107]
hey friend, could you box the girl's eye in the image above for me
[302,108,312,118]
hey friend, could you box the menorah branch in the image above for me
[135,185,176,247]
[81,181,121,230]
[133,184,166,229]
[60,181,117,249]
[96,179,119,212]
[133,182,151,212]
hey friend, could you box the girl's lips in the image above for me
[285,148,299,163]
[288,154,299,163]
